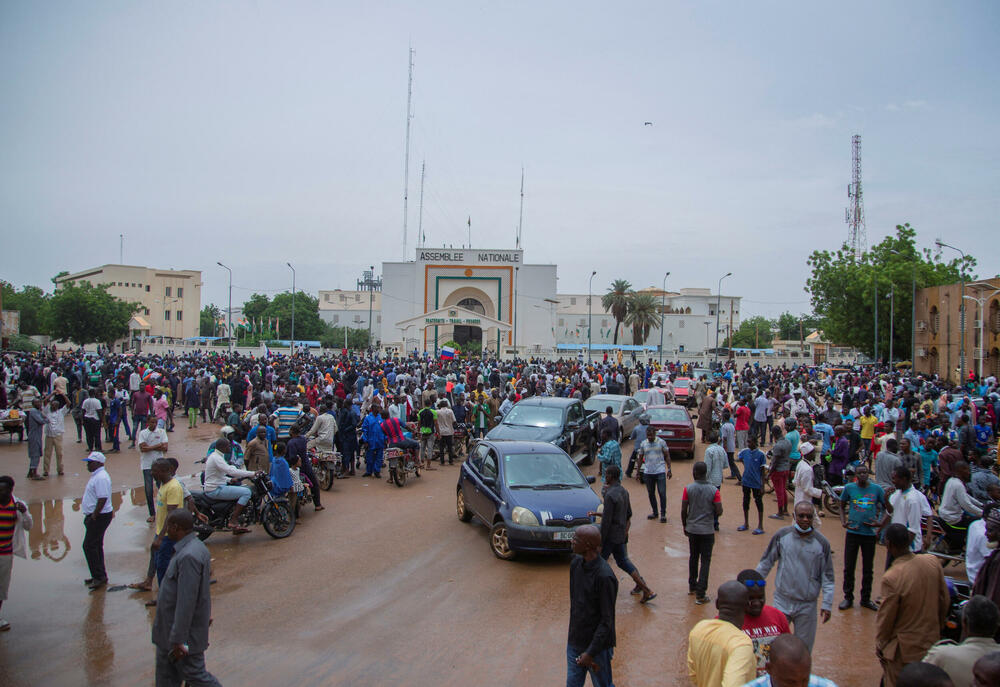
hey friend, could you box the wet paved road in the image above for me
[0,418,893,685]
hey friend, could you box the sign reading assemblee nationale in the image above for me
[417,250,521,264]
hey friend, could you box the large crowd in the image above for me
[2,346,1000,686]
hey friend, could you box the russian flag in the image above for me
[440,346,455,360]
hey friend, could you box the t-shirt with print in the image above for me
[741,605,792,677]
[839,482,886,537]
[154,478,185,535]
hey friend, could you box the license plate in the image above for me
[553,530,575,541]
[660,430,674,437]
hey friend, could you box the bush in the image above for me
[6,334,39,352]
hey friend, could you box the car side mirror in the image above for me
[586,475,596,484]
[493,415,502,424]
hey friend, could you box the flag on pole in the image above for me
[440,345,455,360]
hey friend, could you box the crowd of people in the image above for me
[3,345,1000,685]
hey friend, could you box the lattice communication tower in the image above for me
[845,134,866,261]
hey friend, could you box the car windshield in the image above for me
[503,452,589,488]
[584,398,620,413]
[502,405,564,428]
[647,407,689,423]
[674,379,690,389]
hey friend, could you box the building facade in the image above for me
[333,247,742,358]
[55,264,202,341]
[914,277,1000,382]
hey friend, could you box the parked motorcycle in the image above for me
[384,444,420,487]
[942,576,972,642]
[821,480,845,516]
[308,447,343,490]
[192,474,295,541]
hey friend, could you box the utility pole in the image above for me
[402,47,414,259]
[588,271,597,363]
[888,284,894,365]
[217,262,232,354]
[357,267,382,351]
[728,298,734,360]
[120,234,124,263]
[513,266,519,356]
[516,167,524,249]
[659,272,670,365]
[287,263,296,353]
[713,272,732,368]
[874,278,879,363]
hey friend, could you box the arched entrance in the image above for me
[929,347,939,376]
[452,298,485,349]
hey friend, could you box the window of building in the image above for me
[176,311,182,321]
[355,294,361,303]
[118,282,123,286]
[930,306,940,334]
[164,311,171,321]
[558,318,564,327]
[570,297,576,306]
[143,307,150,316]
[578,318,586,327]
[165,287,172,297]
[145,285,150,292]
[324,294,330,302]
[177,287,183,298]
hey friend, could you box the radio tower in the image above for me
[845,134,866,261]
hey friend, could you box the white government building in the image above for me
[319,247,741,358]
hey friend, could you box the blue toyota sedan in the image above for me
[456,440,601,560]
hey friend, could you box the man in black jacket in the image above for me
[592,465,655,604]
[567,524,618,687]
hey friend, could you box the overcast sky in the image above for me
[2,1,998,318]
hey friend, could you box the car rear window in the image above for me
[647,407,689,423]
[674,379,690,389]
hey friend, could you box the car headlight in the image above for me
[511,506,540,526]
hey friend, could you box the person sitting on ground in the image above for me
[741,633,840,686]
[923,595,1000,687]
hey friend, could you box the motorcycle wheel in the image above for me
[822,492,841,516]
[316,462,333,491]
[392,466,406,487]
[262,501,295,539]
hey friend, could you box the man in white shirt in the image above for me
[966,511,993,586]
[305,404,337,453]
[202,438,257,535]
[129,369,141,394]
[42,394,71,477]
[81,452,114,590]
[888,464,925,557]
[138,416,168,523]
[939,461,983,551]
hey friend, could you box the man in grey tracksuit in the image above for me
[756,501,835,651]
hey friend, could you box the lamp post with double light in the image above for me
[659,272,670,366]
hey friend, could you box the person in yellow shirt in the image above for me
[687,580,757,687]
[129,458,185,598]
[860,406,879,443]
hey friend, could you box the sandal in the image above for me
[752,528,765,535]
[640,591,657,604]
[128,582,153,591]
[144,600,158,607]
[737,525,749,532]
[314,505,325,512]
[231,527,251,535]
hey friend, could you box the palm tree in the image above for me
[601,279,632,344]
[626,292,661,345]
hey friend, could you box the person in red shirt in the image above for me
[735,399,752,451]
[737,568,791,677]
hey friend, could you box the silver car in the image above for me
[583,394,643,442]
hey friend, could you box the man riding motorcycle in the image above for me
[203,437,259,535]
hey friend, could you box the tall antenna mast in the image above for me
[402,46,415,259]
[845,134,866,261]
[418,160,426,247]
[516,167,524,249]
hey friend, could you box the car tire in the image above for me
[489,520,517,560]
[456,488,472,522]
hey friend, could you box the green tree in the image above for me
[319,327,371,350]
[806,223,975,359]
[1,282,51,335]
[243,292,326,341]
[723,315,775,348]
[242,293,270,323]
[625,292,661,344]
[48,282,138,346]
[200,304,222,337]
[601,279,632,345]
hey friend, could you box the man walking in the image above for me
[566,524,618,687]
[592,466,655,604]
[756,501,835,651]
[152,509,221,687]
[81,452,114,591]
[838,464,886,611]
[876,523,950,687]
[417,398,437,470]
[138,416,168,523]
[25,398,45,481]
[435,399,456,465]
[682,461,722,604]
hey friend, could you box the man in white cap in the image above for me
[81,452,113,591]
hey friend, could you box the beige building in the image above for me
[318,289,382,332]
[914,277,1000,382]
[55,264,202,341]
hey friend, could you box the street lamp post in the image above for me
[217,262,232,354]
[713,272,732,368]
[588,271,597,363]
[659,272,670,367]
[286,263,296,353]
[368,265,375,351]
[936,240,968,382]
[890,248,918,366]
[888,285,895,365]
[963,284,1000,380]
